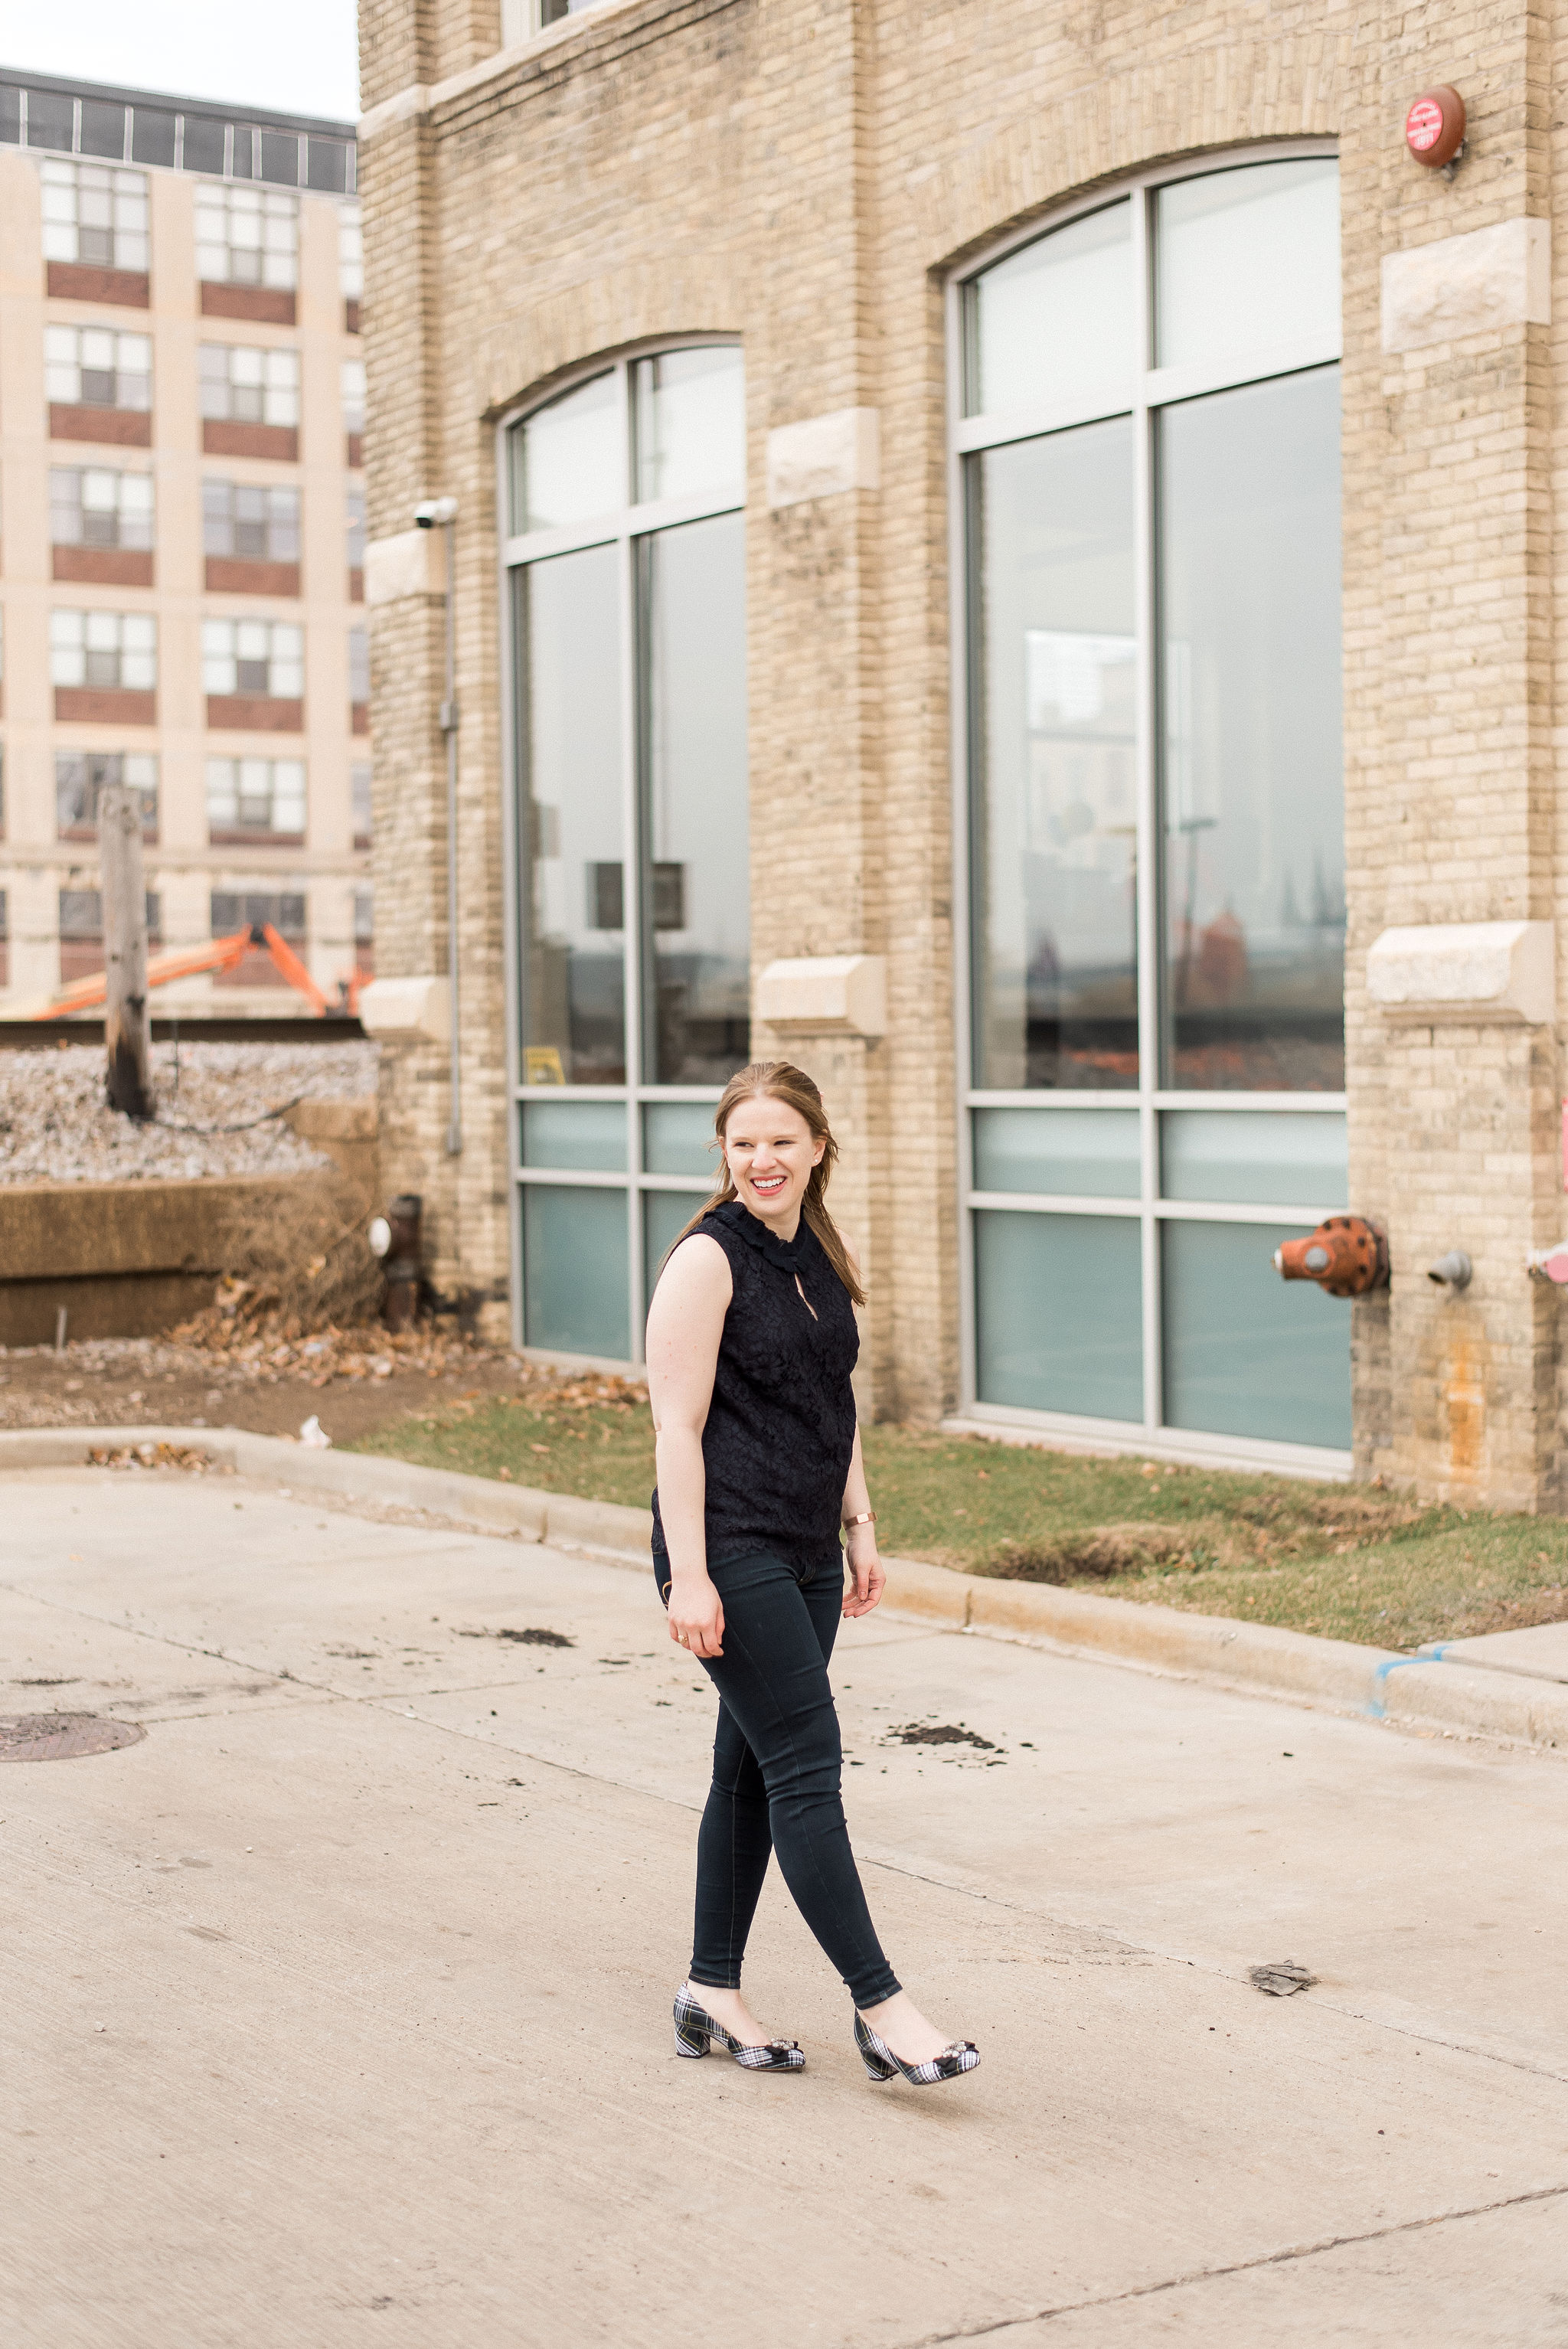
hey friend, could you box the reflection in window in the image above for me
[970,418,1137,1088]
[1161,367,1343,1089]
[640,512,749,1082]
[519,543,626,1083]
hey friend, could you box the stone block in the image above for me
[1380,218,1550,354]
[365,528,449,604]
[1367,922,1555,1024]
[754,955,887,1037]
[764,408,880,510]
[359,973,453,1041]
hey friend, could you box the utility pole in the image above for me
[100,782,152,1121]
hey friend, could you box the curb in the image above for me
[0,1424,645,1562]
[4,1426,1566,1751]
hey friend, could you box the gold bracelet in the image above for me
[842,1510,877,1528]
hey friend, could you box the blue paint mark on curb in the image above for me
[1367,1656,1426,1718]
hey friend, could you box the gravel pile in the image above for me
[0,1041,378,1186]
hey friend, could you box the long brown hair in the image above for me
[667,1061,866,1306]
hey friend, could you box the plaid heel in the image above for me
[672,1986,805,2073]
[854,2011,979,2088]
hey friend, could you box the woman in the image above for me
[645,1061,978,2089]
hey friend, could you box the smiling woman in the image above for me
[641,1059,981,2091]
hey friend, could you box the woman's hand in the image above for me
[668,1571,725,1659]
[841,1531,885,1619]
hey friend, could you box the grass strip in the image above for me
[349,1392,1568,1651]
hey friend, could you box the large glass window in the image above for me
[959,155,1349,1463]
[506,345,747,1361]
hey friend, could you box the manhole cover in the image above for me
[0,1714,147,1763]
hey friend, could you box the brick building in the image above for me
[0,70,371,1012]
[356,0,1568,1510]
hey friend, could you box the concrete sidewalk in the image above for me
[2,1460,1566,2347]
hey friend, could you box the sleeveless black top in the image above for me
[651,1201,860,1575]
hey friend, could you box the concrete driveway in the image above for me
[2,1463,1566,2348]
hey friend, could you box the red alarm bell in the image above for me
[1405,87,1465,169]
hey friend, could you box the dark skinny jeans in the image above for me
[657,1547,901,2010]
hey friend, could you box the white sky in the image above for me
[2,2,360,124]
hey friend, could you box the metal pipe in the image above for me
[440,512,462,1157]
[416,497,462,1158]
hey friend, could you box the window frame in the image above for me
[947,142,1350,1475]
[495,336,746,1363]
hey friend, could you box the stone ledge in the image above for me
[754,954,887,1036]
[1367,920,1556,1024]
[5,1430,1566,1750]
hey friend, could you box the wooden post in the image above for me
[100,782,152,1122]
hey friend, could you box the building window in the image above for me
[351,760,372,848]
[57,750,158,839]
[0,889,7,991]
[353,885,374,975]
[206,756,305,838]
[339,200,362,299]
[957,153,1348,1460]
[210,890,305,988]
[346,486,365,585]
[201,618,303,699]
[198,342,299,428]
[505,341,747,1362]
[50,466,154,550]
[41,159,149,270]
[51,609,157,690]
[194,183,298,289]
[203,480,299,562]
[59,887,162,982]
[341,357,365,462]
[45,324,151,411]
[348,626,369,704]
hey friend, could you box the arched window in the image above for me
[505,344,747,1361]
[956,155,1349,1459]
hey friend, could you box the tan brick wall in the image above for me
[360,0,1568,1497]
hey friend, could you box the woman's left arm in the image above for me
[840,1424,885,1619]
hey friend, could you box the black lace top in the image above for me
[652,1200,860,1574]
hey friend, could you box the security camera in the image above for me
[414,497,458,528]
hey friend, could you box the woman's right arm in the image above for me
[645,1233,732,1659]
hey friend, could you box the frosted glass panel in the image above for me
[644,1188,704,1312]
[973,1108,1139,1197]
[1162,1219,1350,1447]
[974,1210,1142,1421]
[521,1099,626,1171]
[968,201,1132,419]
[511,371,621,532]
[1156,161,1340,370]
[1161,1112,1346,1207]
[633,347,745,505]
[644,1100,719,1178]
[523,1185,629,1359]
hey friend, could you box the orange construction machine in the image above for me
[40,924,369,1021]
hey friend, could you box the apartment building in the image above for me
[0,70,369,1011]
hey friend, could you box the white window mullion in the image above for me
[1132,183,1162,1436]
[616,362,647,1359]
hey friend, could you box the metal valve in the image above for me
[1273,1216,1389,1297]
